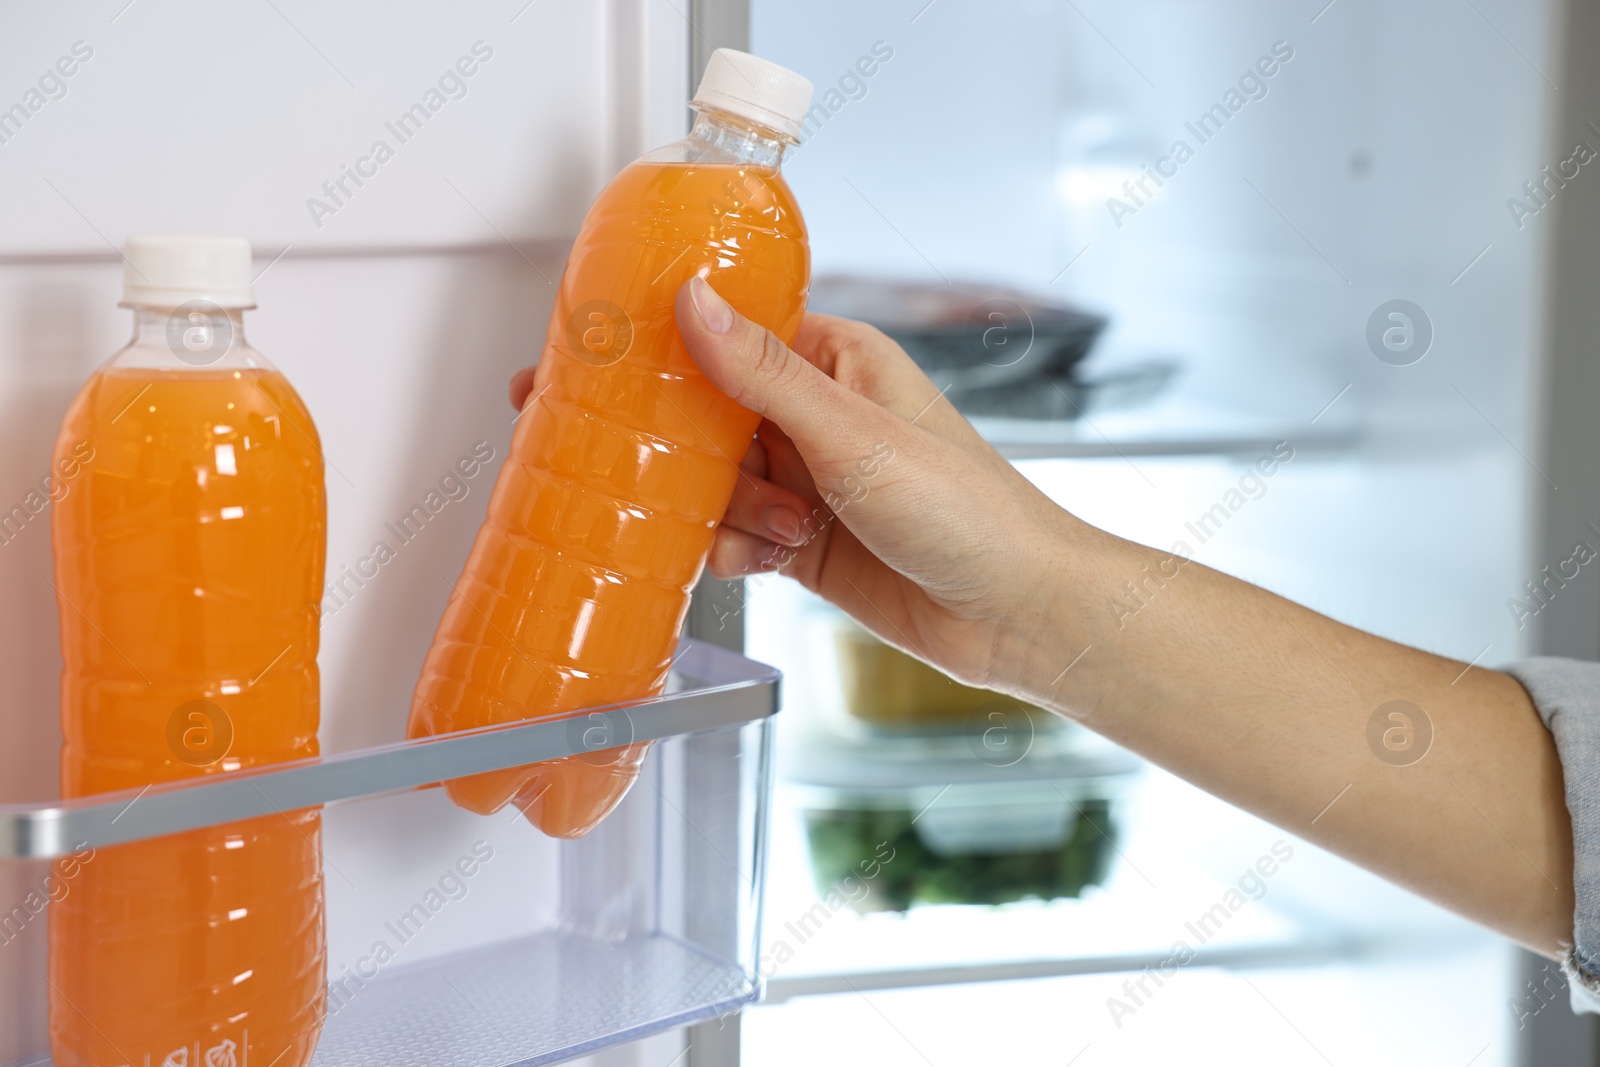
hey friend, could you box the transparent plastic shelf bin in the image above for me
[0,638,778,1067]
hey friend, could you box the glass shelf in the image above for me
[989,423,1359,461]
[975,394,1362,462]
[757,769,1494,1005]
[0,639,778,1067]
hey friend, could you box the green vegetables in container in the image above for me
[803,796,1119,913]
[788,617,1137,914]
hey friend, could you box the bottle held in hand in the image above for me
[408,50,812,837]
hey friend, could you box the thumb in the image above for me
[676,275,859,453]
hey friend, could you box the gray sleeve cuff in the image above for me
[1506,657,1600,1014]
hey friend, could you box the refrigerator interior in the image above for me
[743,0,1562,1062]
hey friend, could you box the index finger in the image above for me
[790,312,998,465]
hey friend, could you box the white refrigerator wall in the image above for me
[0,3,692,1064]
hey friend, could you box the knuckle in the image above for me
[848,319,898,350]
[813,312,890,348]
[825,321,919,397]
[823,320,883,365]
[726,330,795,415]
[752,329,792,383]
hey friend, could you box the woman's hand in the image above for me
[671,275,1089,697]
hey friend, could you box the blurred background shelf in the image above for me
[979,405,1361,460]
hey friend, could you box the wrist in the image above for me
[984,506,1121,710]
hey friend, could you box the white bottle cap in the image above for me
[690,49,813,143]
[121,233,256,309]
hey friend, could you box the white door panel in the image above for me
[0,0,690,253]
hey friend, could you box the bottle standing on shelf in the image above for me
[408,49,812,838]
[49,234,327,1067]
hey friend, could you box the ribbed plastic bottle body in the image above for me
[409,114,809,837]
[48,327,327,1067]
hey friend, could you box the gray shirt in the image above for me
[1507,658,1600,1013]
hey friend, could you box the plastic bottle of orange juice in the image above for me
[408,50,812,837]
[49,234,326,1067]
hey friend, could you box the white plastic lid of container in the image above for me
[121,233,256,309]
[690,49,813,142]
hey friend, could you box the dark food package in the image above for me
[808,275,1119,420]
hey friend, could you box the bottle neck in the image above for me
[117,304,258,371]
[687,107,790,168]
[130,305,247,342]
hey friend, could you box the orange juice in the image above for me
[50,287,326,1067]
[409,54,813,837]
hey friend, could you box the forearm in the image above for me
[1006,516,1574,955]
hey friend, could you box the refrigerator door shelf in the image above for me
[0,639,777,860]
[310,930,759,1067]
[0,639,778,1067]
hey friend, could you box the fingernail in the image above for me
[763,505,803,545]
[690,276,734,334]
